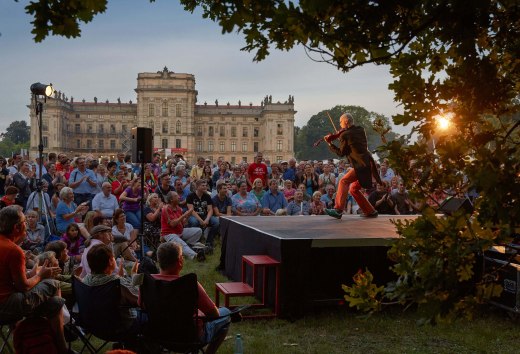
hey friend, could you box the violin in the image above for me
[312,128,347,147]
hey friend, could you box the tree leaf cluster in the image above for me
[0,120,30,158]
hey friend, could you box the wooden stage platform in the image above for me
[219,215,417,318]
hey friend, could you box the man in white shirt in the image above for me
[91,182,119,219]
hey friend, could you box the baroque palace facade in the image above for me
[29,66,296,164]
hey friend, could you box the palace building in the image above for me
[29,66,296,164]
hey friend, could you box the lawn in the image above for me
[184,241,519,354]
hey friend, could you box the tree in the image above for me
[1,120,30,144]
[294,105,396,160]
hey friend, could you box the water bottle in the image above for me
[234,333,243,354]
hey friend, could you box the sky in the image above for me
[0,0,407,135]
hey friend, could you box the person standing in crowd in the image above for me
[13,160,36,208]
[368,182,396,215]
[119,178,145,229]
[324,112,381,219]
[150,153,162,177]
[42,162,66,199]
[379,161,395,185]
[69,156,97,208]
[246,152,268,190]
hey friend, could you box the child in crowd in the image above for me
[0,186,18,209]
[61,223,85,262]
[23,210,45,253]
[283,179,296,202]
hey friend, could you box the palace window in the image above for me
[75,124,81,134]
[42,136,48,148]
[220,126,225,137]
[231,142,236,152]
[254,127,259,137]
[162,121,168,134]
[208,141,214,152]
[231,156,236,164]
[197,126,203,136]
[176,139,181,149]
[208,127,214,137]
[162,101,168,117]
[99,140,104,149]
[76,139,81,148]
[277,123,283,135]
[42,119,48,131]
[276,156,283,163]
[196,141,203,152]
[110,124,116,133]
[162,139,168,149]
[219,141,225,152]
[122,125,127,133]
[176,121,181,134]
[99,124,104,133]
[176,104,182,117]
[231,126,236,137]
[86,140,92,149]
[242,127,248,137]
[254,142,259,152]
[277,140,283,152]
[87,124,93,133]
[110,140,116,149]
[242,142,247,152]
[242,156,247,163]
[149,103,155,116]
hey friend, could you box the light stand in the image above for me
[30,82,55,236]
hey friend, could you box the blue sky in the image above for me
[0,0,406,134]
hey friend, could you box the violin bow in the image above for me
[326,111,339,132]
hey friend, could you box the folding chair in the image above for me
[140,273,206,353]
[71,276,135,353]
[0,318,20,354]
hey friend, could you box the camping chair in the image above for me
[0,317,21,354]
[71,276,136,353]
[139,273,206,353]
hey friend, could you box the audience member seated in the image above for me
[297,183,312,201]
[320,183,336,209]
[22,210,45,253]
[0,186,19,209]
[55,186,89,234]
[119,179,145,230]
[282,179,296,203]
[161,191,204,261]
[287,190,311,215]
[45,240,75,277]
[61,223,85,263]
[91,182,119,219]
[187,180,219,249]
[0,206,68,354]
[261,179,288,216]
[310,191,326,215]
[149,242,231,354]
[231,181,261,216]
[155,173,174,204]
[112,209,138,263]
[368,182,396,215]
[212,182,232,217]
[112,170,130,202]
[79,224,114,278]
[144,193,163,248]
[250,178,266,203]
[318,163,336,193]
[173,178,189,211]
[82,244,141,333]
[391,181,419,215]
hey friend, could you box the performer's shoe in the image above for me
[360,211,379,218]
[325,208,343,219]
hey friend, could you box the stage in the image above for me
[220,215,417,318]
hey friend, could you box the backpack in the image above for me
[13,317,59,354]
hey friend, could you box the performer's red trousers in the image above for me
[335,168,376,215]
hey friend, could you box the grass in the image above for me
[56,239,519,353]
[184,240,519,354]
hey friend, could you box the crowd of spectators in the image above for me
[0,149,440,352]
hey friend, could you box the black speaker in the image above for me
[131,127,153,163]
[439,197,474,215]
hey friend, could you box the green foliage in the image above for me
[1,120,30,144]
[342,269,384,313]
[294,105,396,160]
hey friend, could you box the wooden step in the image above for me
[216,282,254,296]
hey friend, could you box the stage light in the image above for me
[30,82,54,97]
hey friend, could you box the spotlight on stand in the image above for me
[30,82,54,97]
